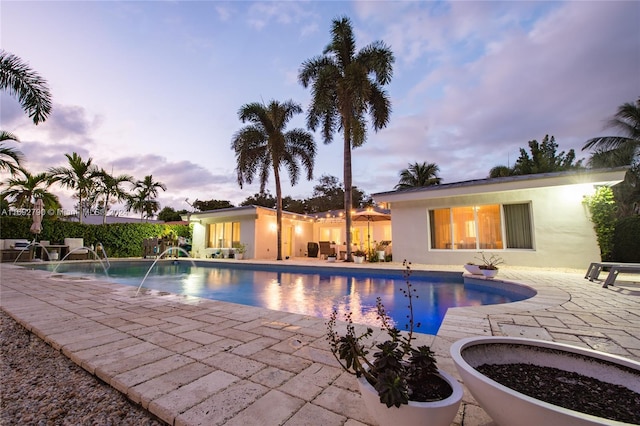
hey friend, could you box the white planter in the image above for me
[235,253,244,260]
[327,256,337,263]
[354,256,365,264]
[481,268,499,278]
[464,264,482,275]
[357,369,463,426]
[450,336,640,426]
[378,250,386,261]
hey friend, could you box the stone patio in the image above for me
[1,260,639,425]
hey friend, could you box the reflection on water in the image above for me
[34,262,525,335]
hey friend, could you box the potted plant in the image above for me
[451,336,640,426]
[476,252,504,278]
[233,242,247,260]
[463,262,482,275]
[327,260,463,426]
[353,249,366,264]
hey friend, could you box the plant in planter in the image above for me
[327,260,463,425]
[451,336,640,426]
[463,262,482,275]
[353,249,366,264]
[232,242,247,259]
[475,252,504,278]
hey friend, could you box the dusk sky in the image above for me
[1,1,638,215]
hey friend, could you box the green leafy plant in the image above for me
[583,186,617,261]
[232,242,247,254]
[327,260,453,408]
[475,252,504,270]
[353,249,366,257]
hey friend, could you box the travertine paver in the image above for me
[1,261,639,426]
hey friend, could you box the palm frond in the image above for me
[0,50,52,124]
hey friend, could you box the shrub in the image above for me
[612,215,640,263]
[584,186,617,261]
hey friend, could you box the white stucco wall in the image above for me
[386,183,602,269]
[187,207,314,260]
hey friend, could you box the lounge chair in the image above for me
[64,238,89,260]
[601,263,640,288]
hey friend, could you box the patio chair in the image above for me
[64,238,89,260]
[318,241,335,260]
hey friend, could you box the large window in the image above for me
[207,222,240,248]
[429,203,532,250]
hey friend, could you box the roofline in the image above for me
[182,205,314,221]
[373,167,629,203]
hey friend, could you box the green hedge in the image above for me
[0,217,191,258]
[612,215,640,263]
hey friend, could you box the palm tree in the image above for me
[95,169,134,224]
[299,16,394,261]
[0,130,23,175]
[128,175,166,221]
[231,99,316,261]
[395,162,442,190]
[583,98,640,162]
[0,50,52,125]
[48,152,99,223]
[2,166,60,211]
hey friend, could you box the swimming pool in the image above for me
[30,260,533,335]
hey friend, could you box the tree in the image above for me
[95,169,134,224]
[240,190,277,208]
[488,165,515,178]
[157,206,185,222]
[582,98,640,161]
[0,130,23,175]
[299,16,394,260]
[514,135,583,175]
[48,152,99,223]
[2,166,60,211]
[305,174,372,213]
[231,99,316,260]
[0,50,52,125]
[192,199,234,211]
[489,135,583,177]
[127,175,167,221]
[395,162,442,190]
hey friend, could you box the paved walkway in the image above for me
[1,260,639,425]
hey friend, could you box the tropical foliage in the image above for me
[489,135,583,177]
[2,167,60,211]
[95,169,134,224]
[48,152,100,223]
[582,98,640,160]
[0,50,52,125]
[231,99,316,260]
[395,162,441,190]
[299,16,394,260]
[127,175,167,221]
[583,98,640,218]
[583,186,617,261]
[0,130,23,174]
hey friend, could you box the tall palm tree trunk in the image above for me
[343,123,353,262]
[274,167,283,261]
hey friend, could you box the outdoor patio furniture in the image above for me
[602,263,640,288]
[0,239,33,262]
[64,238,89,260]
[307,242,319,258]
[318,241,335,259]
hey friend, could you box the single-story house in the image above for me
[372,167,628,269]
[185,206,392,260]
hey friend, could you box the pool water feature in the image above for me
[30,261,533,335]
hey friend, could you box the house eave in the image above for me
[373,167,628,203]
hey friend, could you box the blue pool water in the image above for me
[31,261,533,335]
